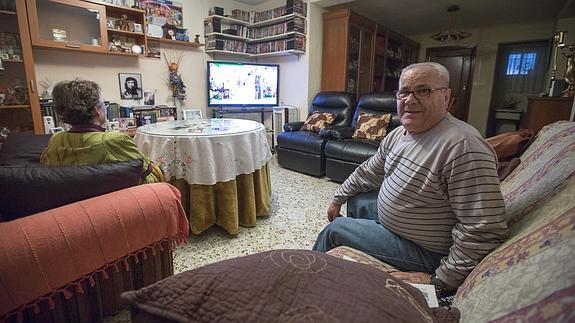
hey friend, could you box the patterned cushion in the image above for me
[453,176,575,322]
[300,112,336,133]
[122,250,441,323]
[352,112,391,141]
[500,121,575,225]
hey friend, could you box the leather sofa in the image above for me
[276,92,355,176]
[323,92,400,182]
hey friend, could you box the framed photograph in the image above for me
[107,121,120,131]
[133,23,143,33]
[182,109,203,120]
[144,91,155,105]
[118,73,143,100]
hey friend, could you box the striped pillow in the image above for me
[352,112,391,141]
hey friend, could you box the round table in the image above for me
[135,119,273,234]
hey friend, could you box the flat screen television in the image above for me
[207,61,279,107]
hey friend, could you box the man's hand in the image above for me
[327,202,343,222]
[389,271,432,285]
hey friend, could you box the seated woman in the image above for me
[41,79,163,183]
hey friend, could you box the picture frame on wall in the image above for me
[118,73,143,100]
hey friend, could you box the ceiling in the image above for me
[235,0,575,36]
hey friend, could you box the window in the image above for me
[506,52,537,75]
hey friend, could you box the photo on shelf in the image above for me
[146,41,161,58]
[133,23,143,33]
[118,73,143,100]
[144,91,155,105]
[52,28,67,42]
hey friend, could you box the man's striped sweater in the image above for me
[334,113,508,287]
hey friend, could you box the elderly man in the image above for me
[313,62,508,295]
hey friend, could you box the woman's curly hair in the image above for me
[52,79,101,125]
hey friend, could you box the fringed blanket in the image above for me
[0,183,189,320]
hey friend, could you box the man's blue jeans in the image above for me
[313,217,444,273]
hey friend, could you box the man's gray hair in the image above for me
[402,62,450,87]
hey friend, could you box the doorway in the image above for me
[426,46,476,122]
[486,40,551,136]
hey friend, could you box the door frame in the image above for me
[426,46,476,122]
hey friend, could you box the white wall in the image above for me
[409,20,554,135]
[32,0,318,122]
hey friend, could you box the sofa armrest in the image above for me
[283,121,304,132]
[319,126,355,140]
[0,183,189,318]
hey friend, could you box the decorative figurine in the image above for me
[194,34,200,44]
[163,53,186,101]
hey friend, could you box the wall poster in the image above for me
[140,0,184,28]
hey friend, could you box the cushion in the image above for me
[0,159,143,221]
[300,111,336,133]
[454,176,575,322]
[121,249,445,323]
[500,121,575,225]
[486,128,533,162]
[352,112,391,141]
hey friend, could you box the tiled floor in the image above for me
[173,156,343,272]
[104,156,344,322]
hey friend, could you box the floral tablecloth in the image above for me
[134,119,272,185]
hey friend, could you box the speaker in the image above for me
[43,116,55,134]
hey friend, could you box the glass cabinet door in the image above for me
[346,25,360,95]
[26,0,108,53]
[0,0,42,133]
[357,29,374,97]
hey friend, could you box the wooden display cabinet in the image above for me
[104,3,147,56]
[0,0,42,134]
[26,0,108,53]
[321,8,375,99]
[26,0,148,56]
[322,8,419,98]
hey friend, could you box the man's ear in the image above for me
[444,88,452,109]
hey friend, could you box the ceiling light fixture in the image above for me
[430,5,471,43]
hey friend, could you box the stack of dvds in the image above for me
[231,9,253,23]
[230,25,249,38]
[208,6,224,16]
[246,34,304,54]
[253,6,286,23]
[286,33,305,51]
[204,17,221,34]
[286,0,306,16]
[206,35,246,52]
[250,16,305,39]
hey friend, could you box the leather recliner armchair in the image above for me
[323,92,401,183]
[276,92,356,176]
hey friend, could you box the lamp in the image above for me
[551,31,567,81]
[430,5,471,43]
[549,31,568,96]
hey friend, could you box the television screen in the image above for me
[207,61,279,107]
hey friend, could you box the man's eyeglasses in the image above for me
[394,87,447,100]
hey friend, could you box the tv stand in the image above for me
[211,106,273,124]
[211,106,275,150]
